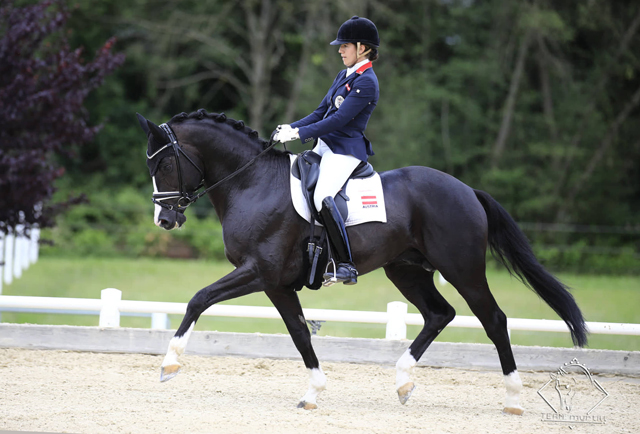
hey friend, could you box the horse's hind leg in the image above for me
[441,265,524,415]
[383,261,456,405]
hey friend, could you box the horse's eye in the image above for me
[161,163,172,173]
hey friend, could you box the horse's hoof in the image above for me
[503,406,525,416]
[160,364,181,382]
[297,401,318,410]
[397,382,416,405]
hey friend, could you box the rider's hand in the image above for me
[273,125,299,143]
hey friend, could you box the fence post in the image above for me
[29,227,40,264]
[0,233,4,296]
[19,228,30,272]
[3,232,14,285]
[0,233,3,321]
[151,312,169,330]
[13,225,25,279]
[386,301,408,340]
[99,288,122,327]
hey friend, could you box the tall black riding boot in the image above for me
[319,196,358,286]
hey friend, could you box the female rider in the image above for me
[273,16,380,286]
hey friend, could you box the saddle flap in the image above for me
[306,163,319,192]
[292,150,318,180]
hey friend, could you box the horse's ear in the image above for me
[147,119,170,144]
[136,113,150,136]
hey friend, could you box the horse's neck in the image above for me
[210,159,289,223]
[204,138,254,177]
[200,138,289,222]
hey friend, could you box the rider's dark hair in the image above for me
[364,45,379,62]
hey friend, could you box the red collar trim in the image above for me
[356,61,373,75]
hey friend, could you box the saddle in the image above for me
[291,150,375,222]
[291,150,374,289]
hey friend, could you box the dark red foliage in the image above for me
[0,0,125,235]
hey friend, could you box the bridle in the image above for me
[147,122,279,212]
[147,123,204,211]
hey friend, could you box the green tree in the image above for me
[45,0,639,269]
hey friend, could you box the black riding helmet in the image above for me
[330,16,380,48]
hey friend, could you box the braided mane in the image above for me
[168,108,273,150]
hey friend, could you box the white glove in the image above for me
[273,125,299,143]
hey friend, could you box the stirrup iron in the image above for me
[322,258,338,287]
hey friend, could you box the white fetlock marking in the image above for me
[504,370,524,410]
[300,367,326,405]
[395,349,417,390]
[161,322,195,368]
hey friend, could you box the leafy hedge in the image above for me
[40,187,638,274]
[41,187,227,260]
[531,243,638,275]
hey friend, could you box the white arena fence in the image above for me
[0,226,40,294]
[1,288,639,341]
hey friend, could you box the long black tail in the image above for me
[474,189,588,347]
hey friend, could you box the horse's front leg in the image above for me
[160,265,263,381]
[265,289,326,410]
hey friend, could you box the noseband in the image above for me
[147,123,279,211]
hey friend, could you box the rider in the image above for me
[273,16,380,286]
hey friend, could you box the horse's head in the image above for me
[137,113,204,230]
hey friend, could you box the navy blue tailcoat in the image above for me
[291,62,379,162]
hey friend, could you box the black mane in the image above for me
[168,108,282,152]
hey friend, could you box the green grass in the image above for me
[2,257,639,351]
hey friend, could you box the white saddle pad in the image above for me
[289,154,387,227]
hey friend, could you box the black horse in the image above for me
[136,110,587,414]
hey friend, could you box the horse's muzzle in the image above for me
[157,209,187,230]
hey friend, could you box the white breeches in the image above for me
[312,140,362,212]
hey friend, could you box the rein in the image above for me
[149,123,279,211]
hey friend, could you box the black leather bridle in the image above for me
[147,123,279,211]
[147,123,204,211]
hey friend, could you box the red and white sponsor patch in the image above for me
[361,192,378,208]
[361,195,377,205]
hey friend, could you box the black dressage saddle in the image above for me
[291,150,375,223]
